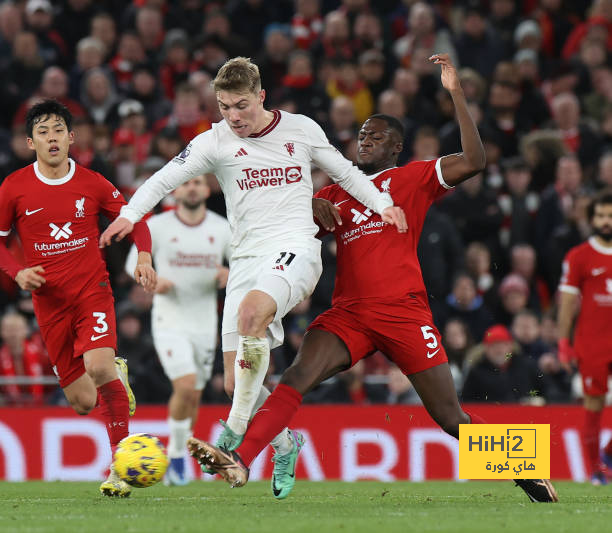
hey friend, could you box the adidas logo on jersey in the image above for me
[351,208,372,225]
[49,222,72,240]
[234,148,248,157]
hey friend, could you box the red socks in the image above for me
[98,379,129,454]
[583,409,602,475]
[238,384,303,467]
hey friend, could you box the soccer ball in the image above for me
[113,433,169,487]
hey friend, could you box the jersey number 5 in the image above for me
[420,325,438,349]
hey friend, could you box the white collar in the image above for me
[33,158,76,185]
[588,236,612,255]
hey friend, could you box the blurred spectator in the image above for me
[79,67,117,125]
[90,12,117,62]
[151,126,185,162]
[510,243,549,312]
[54,0,96,63]
[25,0,67,67]
[0,126,36,179]
[536,0,579,58]
[511,310,571,402]
[461,324,546,403]
[127,62,171,127]
[549,91,602,176]
[392,68,438,131]
[114,99,152,163]
[535,154,585,254]
[418,204,464,313]
[561,0,612,60]
[109,31,147,93]
[442,272,494,342]
[275,50,329,124]
[226,0,284,51]
[159,29,194,101]
[464,242,497,309]
[386,366,421,404]
[292,0,323,50]
[495,273,530,326]
[519,128,567,191]
[153,83,211,144]
[393,2,457,69]
[353,12,385,56]
[497,156,540,251]
[326,96,358,155]
[69,36,106,100]
[0,2,23,61]
[116,302,170,404]
[325,58,373,125]
[2,31,45,104]
[256,23,294,96]
[0,311,53,406]
[596,152,612,188]
[135,5,165,61]
[358,49,389,101]
[438,173,503,252]
[454,5,506,78]
[441,318,475,388]
[312,10,354,64]
[201,9,250,59]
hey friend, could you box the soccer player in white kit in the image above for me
[100,57,407,498]
[125,175,231,485]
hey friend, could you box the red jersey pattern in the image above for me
[0,160,125,326]
[315,159,449,306]
[559,237,612,360]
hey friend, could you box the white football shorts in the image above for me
[152,329,215,389]
[221,243,322,352]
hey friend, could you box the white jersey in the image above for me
[125,209,231,342]
[120,110,393,259]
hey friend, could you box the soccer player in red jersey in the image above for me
[188,54,558,503]
[0,100,156,497]
[557,190,612,485]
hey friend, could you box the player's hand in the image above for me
[134,252,157,292]
[430,53,461,93]
[557,338,576,374]
[312,198,342,231]
[381,206,407,232]
[99,217,134,247]
[15,265,46,291]
[216,266,229,289]
[154,277,175,294]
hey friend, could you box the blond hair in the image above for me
[213,57,261,94]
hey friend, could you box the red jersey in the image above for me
[314,159,450,305]
[0,160,130,325]
[559,237,612,357]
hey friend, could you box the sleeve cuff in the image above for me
[559,284,580,295]
[375,192,393,214]
[0,229,11,236]
[119,205,140,224]
[436,158,453,190]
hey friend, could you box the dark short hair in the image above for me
[588,189,612,220]
[26,100,72,138]
[366,114,405,139]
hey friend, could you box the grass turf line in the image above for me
[0,481,611,533]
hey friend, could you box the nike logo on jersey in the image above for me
[334,199,350,207]
[90,333,109,341]
[426,348,440,359]
[25,208,44,216]
[592,267,607,276]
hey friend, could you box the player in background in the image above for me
[125,174,231,486]
[188,54,558,503]
[99,57,407,498]
[0,100,156,497]
[557,190,612,486]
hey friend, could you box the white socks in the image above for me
[253,385,293,455]
[227,335,270,436]
[167,417,192,459]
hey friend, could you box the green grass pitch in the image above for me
[1,481,611,533]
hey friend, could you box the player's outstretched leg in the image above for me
[271,430,305,499]
[115,357,136,417]
[409,363,558,503]
[100,465,132,497]
[188,438,249,488]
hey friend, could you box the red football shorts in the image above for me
[576,349,612,396]
[38,290,117,388]
[308,296,447,375]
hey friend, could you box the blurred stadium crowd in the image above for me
[1,0,611,407]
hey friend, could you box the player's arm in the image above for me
[557,255,581,373]
[312,197,341,233]
[99,132,216,246]
[433,53,486,187]
[306,120,407,232]
[125,242,170,294]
